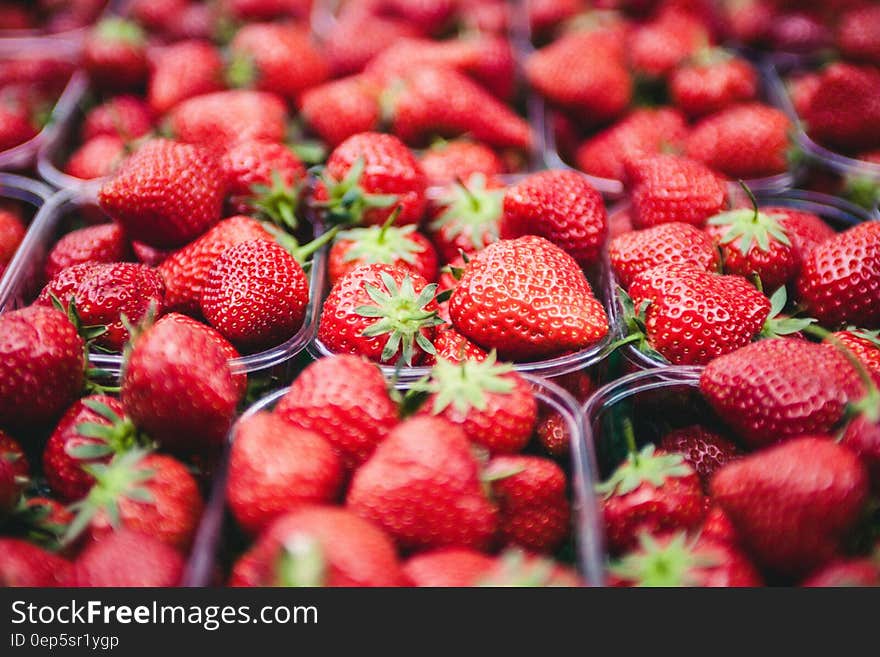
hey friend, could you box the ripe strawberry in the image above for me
[372,0,455,34]
[802,557,880,587]
[312,132,427,228]
[129,0,188,33]
[701,504,740,546]
[230,506,407,587]
[64,135,127,180]
[835,330,880,384]
[98,138,226,249]
[67,530,184,587]
[609,532,762,587]
[131,241,171,267]
[628,8,709,79]
[837,5,880,66]
[536,412,569,459]
[0,104,37,151]
[403,548,496,586]
[318,263,443,366]
[659,426,741,489]
[700,339,865,448]
[348,416,498,551]
[842,416,880,492]
[609,222,719,289]
[712,436,869,577]
[768,207,835,259]
[0,456,21,515]
[797,222,880,328]
[227,412,343,535]
[415,353,536,453]
[574,108,688,181]
[121,313,238,452]
[147,40,224,115]
[0,306,85,431]
[500,170,607,268]
[478,550,582,586]
[158,215,273,315]
[597,444,705,554]
[419,139,505,187]
[486,455,569,554]
[299,75,382,148]
[330,221,438,285]
[670,50,758,118]
[0,539,70,587]
[0,430,28,479]
[0,208,25,270]
[449,236,609,360]
[424,327,488,365]
[200,239,309,352]
[81,95,153,143]
[226,0,312,21]
[324,10,419,77]
[427,173,504,262]
[789,72,821,117]
[528,0,582,38]
[44,223,131,282]
[37,262,165,352]
[68,450,203,552]
[83,18,148,91]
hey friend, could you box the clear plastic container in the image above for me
[0,185,325,378]
[0,1,113,44]
[36,76,94,190]
[0,172,52,289]
[183,371,605,587]
[605,189,876,372]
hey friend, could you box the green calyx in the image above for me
[225,52,258,89]
[707,208,791,255]
[273,533,327,587]
[760,286,816,338]
[843,175,880,211]
[9,499,68,551]
[477,549,562,587]
[595,444,692,499]
[249,169,303,231]
[49,293,107,345]
[337,208,425,267]
[263,222,341,266]
[312,158,398,227]
[612,287,668,363]
[355,271,445,365]
[414,350,515,416]
[609,532,719,587]
[429,173,503,251]
[95,18,145,46]
[689,47,733,68]
[68,399,148,462]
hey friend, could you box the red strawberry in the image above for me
[324,10,419,77]
[299,75,382,148]
[68,450,203,552]
[670,50,758,118]
[0,539,70,587]
[83,18,148,91]
[44,223,131,282]
[415,353,537,454]
[842,416,880,492]
[0,208,25,270]
[0,456,21,515]
[789,72,821,117]
[98,138,226,249]
[837,5,880,66]
[479,550,583,586]
[610,532,762,587]
[329,222,438,285]
[659,425,741,489]
[312,132,427,228]
[597,444,705,554]
[403,548,496,586]
[536,411,569,459]
[419,139,505,187]
[0,306,85,431]
[131,241,171,268]
[700,339,865,448]
[200,239,309,352]
[609,222,719,289]
[802,557,880,587]
[121,313,238,452]
[711,436,869,577]
[129,0,188,33]
[424,326,488,365]
[227,412,343,535]
[226,0,312,21]
[37,262,165,352]
[64,135,127,181]
[796,222,880,328]
[0,104,37,151]
[0,430,28,479]
[528,0,582,38]
[486,455,570,554]
[67,530,184,587]
[574,108,688,181]
[158,215,273,315]
[81,95,153,143]
[626,155,728,229]
[701,504,740,546]
[449,236,609,360]
[347,416,499,551]
[427,173,504,262]
[147,40,224,115]
[372,0,455,34]
[318,263,443,366]
[769,207,835,259]
[835,330,880,384]
[628,8,709,79]
[230,506,407,587]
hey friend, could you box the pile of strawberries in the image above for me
[0,0,106,34]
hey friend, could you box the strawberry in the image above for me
[226,0,312,21]
[121,313,238,452]
[536,412,569,459]
[167,90,288,148]
[628,8,709,79]
[424,327,488,365]
[842,416,880,492]
[81,96,153,143]
[597,444,705,554]
[701,504,740,546]
[626,155,728,229]
[528,0,582,38]
[347,416,498,552]
[228,23,328,103]
[609,222,720,289]
[796,222,880,328]
[163,1,221,41]
[372,0,455,34]
[449,236,609,360]
[609,532,762,587]
[0,456,21,516]
[427,173,504,262]
[44,223,132,282]
[299,75,382,148]
[312,132,427,228]
[789,72,821,117]
[64,135,127,180]
[711,436,869,577]
[403,548,496,586]
[230,506,407,587]
[700,339,865,448]
[66,530,184,587]
[419,139,505,187]
[670,50,758,118]
[802,557,880,587]
[200,239,309,352]
[37,262,165,352]
[500,170,607,269]
[98,138,226,249]
[574,108,689,181]
[82,18,148,91]
[766,207,834,260]
[227,412,343,535]
[131,241,171,267]
[0,306,85,431]
[0,430,28,479]
[67,450,203,552]
[835,329,880,383]
[157,215,273,316]
[659,425,741,489]
[837,5,880,66]
[0,539,70,587]
[414,353,537,454]
[478,550,582,586]
[318,263,443,366]
[0,207,25,270]
[129,0,188,33]
[0,104,37,151]
[275,355,398,470]
[325,11,419,77]
[485,455,570,554]
[147,40,224,115]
